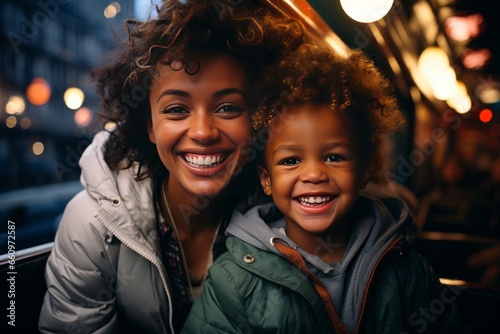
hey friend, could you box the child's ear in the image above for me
[359,169,369,189]
[257,166,272,196]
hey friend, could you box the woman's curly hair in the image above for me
[91,0,305,185]
[251,43,405,184]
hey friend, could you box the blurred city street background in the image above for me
[0,0,161,250]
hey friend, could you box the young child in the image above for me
[182,43,468,333]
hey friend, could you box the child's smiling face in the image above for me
[258,103,366,236]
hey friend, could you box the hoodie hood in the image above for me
[227,195,417,270]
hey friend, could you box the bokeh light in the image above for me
[6,116,17,128]
[104,2,121,18]
[479,109,493,123]
[20,117,32,129]
[74,107,93,127]
[64,87,85,110]
[26,77,51,106]
[6,96,25,115]
[104,121,117,130]
[32,142,44,155]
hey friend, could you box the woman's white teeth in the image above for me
[185,155,222,167]
[298,196,332,206]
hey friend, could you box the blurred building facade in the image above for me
[0,0,135,191]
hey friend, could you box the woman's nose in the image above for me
[187,112,220,144]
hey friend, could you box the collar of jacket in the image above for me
[225,236,335,330]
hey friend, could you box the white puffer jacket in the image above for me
[39,131,175,333]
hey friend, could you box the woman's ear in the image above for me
[148,121,156,144]
[257,166,272,196]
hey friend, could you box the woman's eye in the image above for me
[325,154,345,162]
[216,103,246,115]
[279,158,300,165]
[162,105,188,115]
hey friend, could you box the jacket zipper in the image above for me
[355,234,404,333]
[97,214,175,334]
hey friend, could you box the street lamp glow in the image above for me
[64,87,85,110]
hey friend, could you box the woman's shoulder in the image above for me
[53,189,111,261]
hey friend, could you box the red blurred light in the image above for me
[479,109,493,123]
[445,13,484,42]
[462,48,492,69]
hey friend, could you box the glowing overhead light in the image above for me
[64,87,85,110]
[417,47,458,101]
[340,0,394,23]
[429,67,457,100]
[417,46,450,80]
[26,77,51,106]
[446,81,471,114]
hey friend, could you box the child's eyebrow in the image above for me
[272,142,353,158]
[272,144,302,157]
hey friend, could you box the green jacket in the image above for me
[182,235,470,333]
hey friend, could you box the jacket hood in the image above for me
[79,130,159,254]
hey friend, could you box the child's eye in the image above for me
[325,154,346,162]
[279,158,301,165]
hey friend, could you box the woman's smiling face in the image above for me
[148,53,252,198]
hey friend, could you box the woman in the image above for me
[38,1,304,333]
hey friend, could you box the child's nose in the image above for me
[300,161,328,183]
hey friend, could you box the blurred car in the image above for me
[0,181,83,253]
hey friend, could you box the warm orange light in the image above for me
[479,109,493,123]
[26,77,51,106]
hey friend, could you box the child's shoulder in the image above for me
[355,194,413,225]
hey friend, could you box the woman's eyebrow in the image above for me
[213,88,246,98]
[157,89,190,102]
